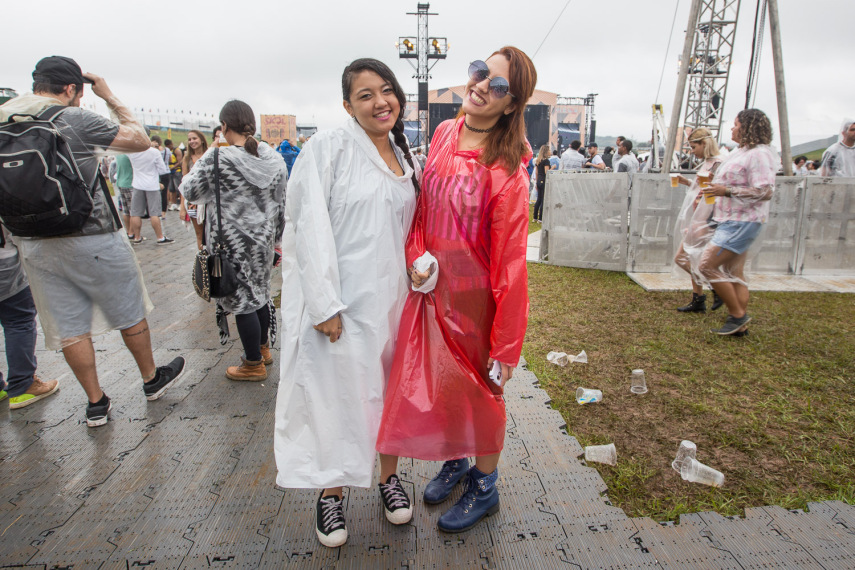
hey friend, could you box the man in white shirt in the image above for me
[584,142,606,170]
[613,139,639,183]
[820,119,855,177]
[559,140,585,170]
[128,143,173,245]
[792,155,808,176]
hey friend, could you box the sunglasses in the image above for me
[468,60,515,100]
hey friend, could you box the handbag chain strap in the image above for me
[213,148,226,252]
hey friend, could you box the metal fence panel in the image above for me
[627,174,687,273]
[798,178,855,275]
[542,172,629,271]
[748,177,805,274]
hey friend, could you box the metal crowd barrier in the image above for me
[540,172,855,276]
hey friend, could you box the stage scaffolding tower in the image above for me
[680,0,741,166]
[398,3,446,149]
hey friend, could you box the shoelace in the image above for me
[379,478,410,509]
[435,460,462,482]
[319,497,345,531]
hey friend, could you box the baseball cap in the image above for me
[32,56,93,86]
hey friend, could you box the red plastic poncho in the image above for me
[376,118,530,461]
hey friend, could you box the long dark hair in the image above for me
[457,46,537,175]
[219,100,259,157]
[342,58,419,193]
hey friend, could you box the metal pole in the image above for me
[766,0,792,175]
[663,0,703,173]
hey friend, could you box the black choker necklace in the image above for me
[464,119,495,134]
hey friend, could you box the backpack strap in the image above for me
[37,105,68,123]
[96,170,122,232]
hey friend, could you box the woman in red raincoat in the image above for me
[376,46,536,533]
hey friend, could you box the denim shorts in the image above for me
[711,221,763,255]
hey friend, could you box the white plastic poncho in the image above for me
[820,118,855,177]
[274,118,417,489]
[672,157,723,283]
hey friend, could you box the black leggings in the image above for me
[533,181,545,221]
[234,304,270,362]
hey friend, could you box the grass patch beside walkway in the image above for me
[522,263,855,521]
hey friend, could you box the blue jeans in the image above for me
[0,287,38,397]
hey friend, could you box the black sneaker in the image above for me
[378,474,413,524]
[86,395,112,428]
[316,492,347,547]
[711,314,751,336]
[143,356,186,401]
[156,237,175,245]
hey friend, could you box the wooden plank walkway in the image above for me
[1,216,854,569]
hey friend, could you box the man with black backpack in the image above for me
[0,56,186,427]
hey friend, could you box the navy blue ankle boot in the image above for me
[437,466,499,533]
[424,458,470,504]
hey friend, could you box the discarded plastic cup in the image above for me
[547,351,570,366]
[630,369,648,394]
[584,443,617,466]
[671,440,697,473]
[576,387,602,405]
[680,457,725,487]
[670,174,679,187]
[571,350,588,364]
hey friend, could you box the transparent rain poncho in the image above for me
[820,118,855,177]
[0,93,153,349]
[673,145,779,286]
[376,118,531,461]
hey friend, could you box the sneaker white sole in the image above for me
[9,383,60,409]
[145,364,187,401]
[86,401,112,427]
[316,527,347,548]
[385,505,413,525]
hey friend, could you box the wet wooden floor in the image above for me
[1,215,853,569]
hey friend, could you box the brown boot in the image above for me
[226,358,267,382]
[260,343,273,365]
[10,376,60,409]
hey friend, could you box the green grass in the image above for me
[522,264,855,521]
[528,204,541,234]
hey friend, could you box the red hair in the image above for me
[457,46,537,175]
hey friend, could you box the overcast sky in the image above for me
[2,0,850,146]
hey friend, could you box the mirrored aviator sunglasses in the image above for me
[467,60,514,100]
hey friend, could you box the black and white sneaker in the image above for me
[378,474,413,524]
[143,356,186,401]
[86,395,112,428]
[316,492,347,547]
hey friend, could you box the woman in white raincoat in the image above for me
[671,127,724,313]
[274,58,418,548]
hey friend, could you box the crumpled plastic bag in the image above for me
[410,251,438,293]
[547,350,587,366]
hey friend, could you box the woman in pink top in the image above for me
[699,109,779,336]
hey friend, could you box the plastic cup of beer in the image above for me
[584,443,617,466]
[670,174,679,187]
[680,457,725,487]
[576,387,602,405]
[671,440,697,473]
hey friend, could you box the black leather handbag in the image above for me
[192,148,241,301]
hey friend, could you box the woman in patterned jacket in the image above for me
[180,100,288,380]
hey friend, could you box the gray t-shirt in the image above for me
[51,107,120,236]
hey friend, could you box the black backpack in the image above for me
[0,105,99,237]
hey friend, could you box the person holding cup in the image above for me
[698,109,779,336]
[672,127,723,313]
